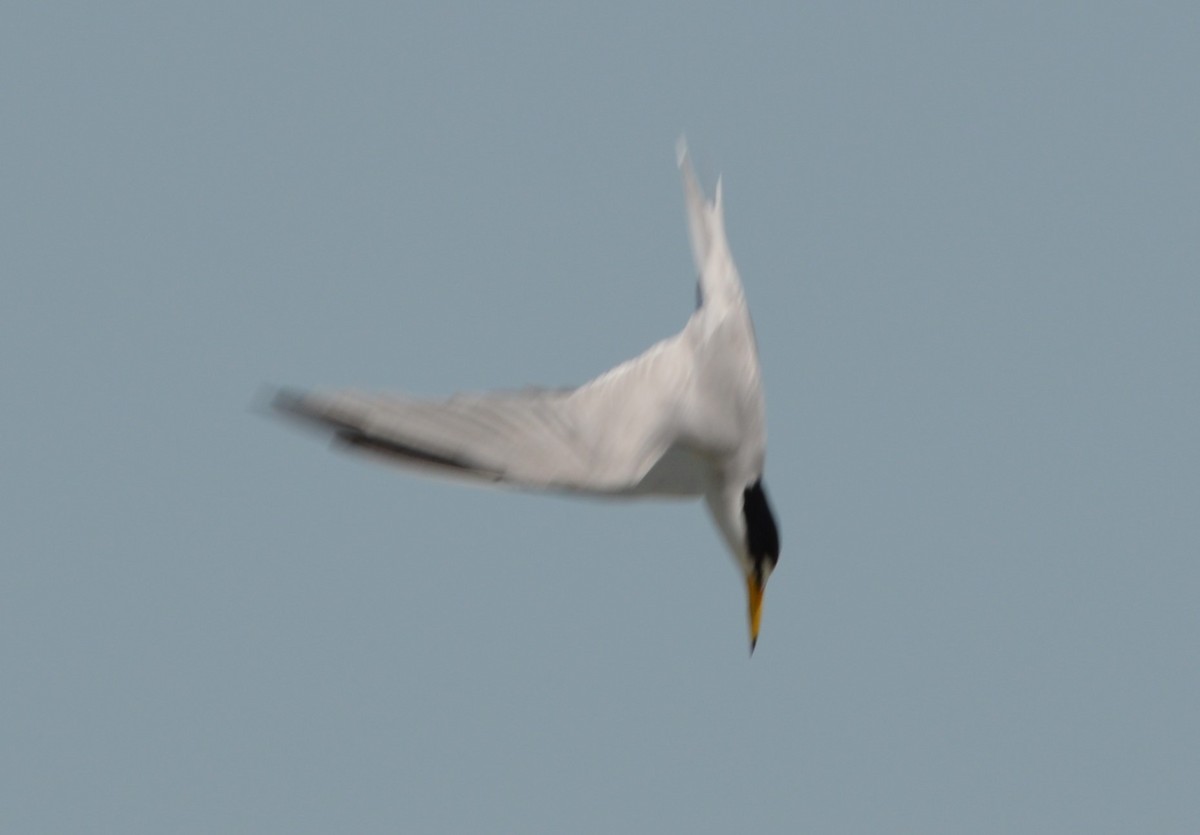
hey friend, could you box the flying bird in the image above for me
[273,141,780,652]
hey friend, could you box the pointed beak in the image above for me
[746,573,765,655]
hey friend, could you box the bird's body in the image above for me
[274,141,780,651]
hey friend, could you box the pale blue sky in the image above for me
[4,2,1198,832]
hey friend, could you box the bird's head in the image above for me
[740,479,780,654]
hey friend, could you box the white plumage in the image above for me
[274,141,780,651]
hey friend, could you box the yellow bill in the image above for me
[747,573,764,654]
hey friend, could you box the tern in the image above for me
[273,141,780,652]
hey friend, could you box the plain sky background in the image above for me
[4,2,1198,832]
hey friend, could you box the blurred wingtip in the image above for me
[675,134,688,168]
[269,386,306,415]
[251,384,311,424]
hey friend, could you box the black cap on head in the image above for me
[742,479,780,579]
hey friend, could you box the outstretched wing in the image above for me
[273,334,707,496]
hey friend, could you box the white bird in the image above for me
[273,141,780,652]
